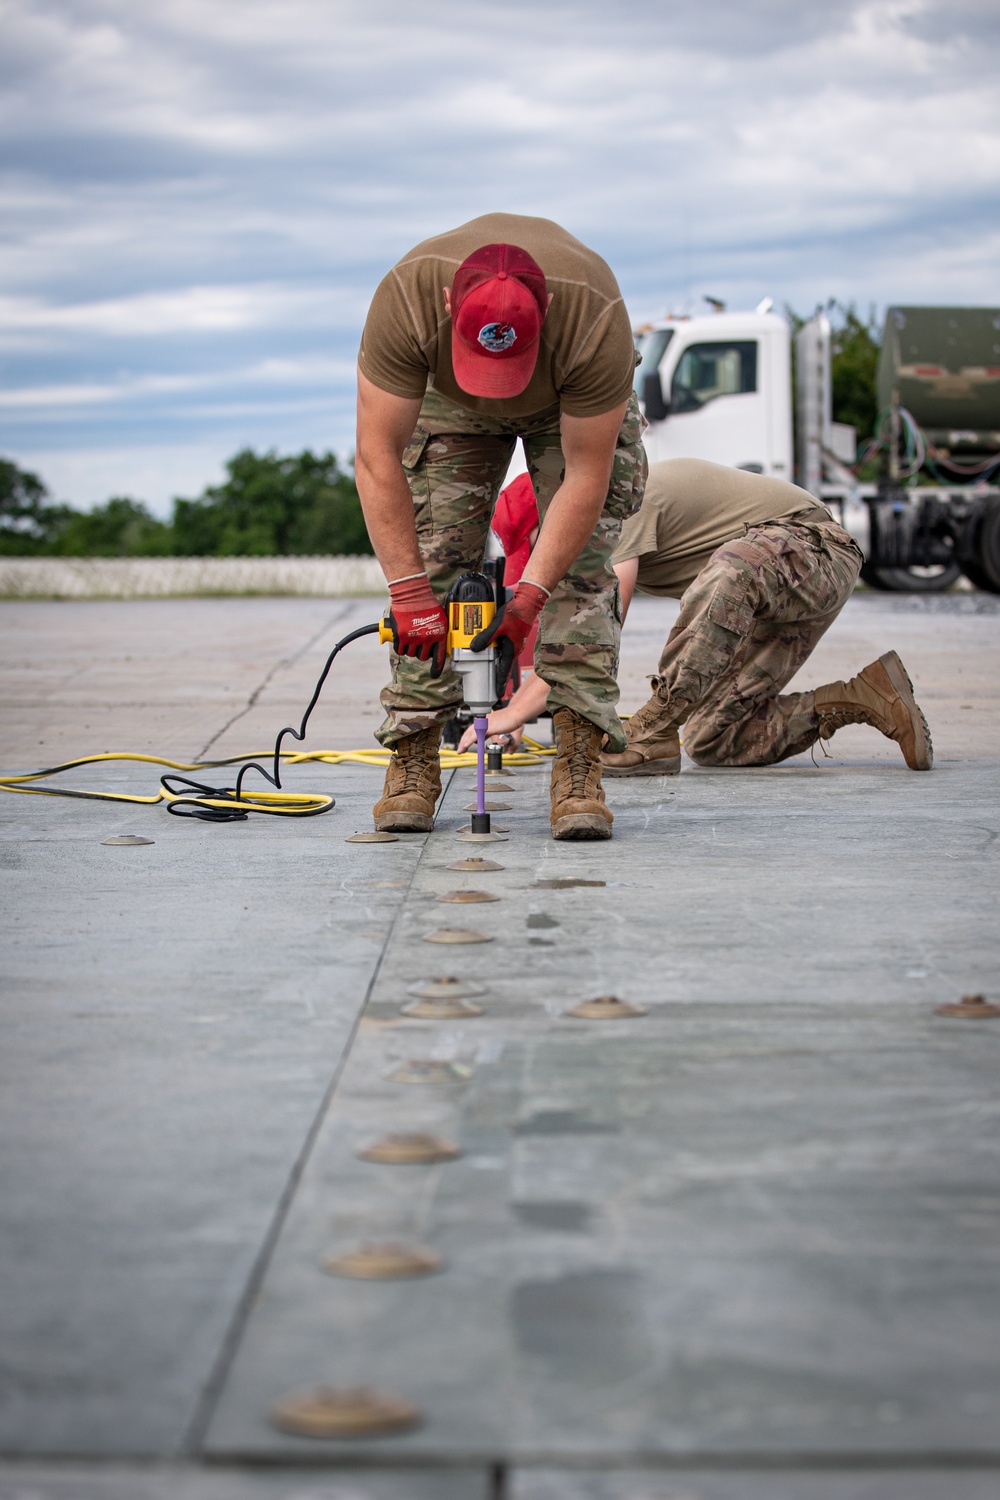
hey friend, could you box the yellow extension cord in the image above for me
[0,739,555,820]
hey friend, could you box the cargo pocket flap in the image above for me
[401,429,431,472]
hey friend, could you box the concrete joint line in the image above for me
[195,600,359,761]
[180,765,456,1456]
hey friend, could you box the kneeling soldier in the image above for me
[601,458,932,775]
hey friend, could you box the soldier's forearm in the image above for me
[522,402,625,592]
[355,371,425,583]
[355,454,425,583]
[522,474,608,592]
[614,556,639,621]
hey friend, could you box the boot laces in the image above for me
[628,694,673,738]
[393,731,438,791]
[817,704,873,735]
[560,717,599,795]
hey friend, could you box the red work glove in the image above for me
[387,573,449,678]
[470,580,550,700]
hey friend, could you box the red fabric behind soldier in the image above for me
[490,472,540,671]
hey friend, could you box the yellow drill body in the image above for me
[378,590,498,715]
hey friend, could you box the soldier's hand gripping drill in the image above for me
[469,580,549,698]
[385,573,449,678]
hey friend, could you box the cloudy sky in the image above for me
[2,0,998,513]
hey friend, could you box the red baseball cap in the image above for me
[450,243,548,399]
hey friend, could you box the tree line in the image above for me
[0,449,373,558]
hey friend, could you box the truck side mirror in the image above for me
[642,372,670,423]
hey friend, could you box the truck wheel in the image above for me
[976,498,1000,591]
[956,498,1000,594]
[860,561,962,592]
[959,558,999,593]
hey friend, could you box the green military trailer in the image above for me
[795,305,1000,591]
[862,306,1000,591]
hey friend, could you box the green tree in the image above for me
[171,449,371,556]
[786,301,883,454]
[0,458,69,555]
[50,497,172,557]
[829,303,880,439]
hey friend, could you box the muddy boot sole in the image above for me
[374,811,434,833]
[551,813,613,841]
[879,650,933,771]
[602,753,681,778]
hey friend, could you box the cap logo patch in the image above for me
[477,321,517,354]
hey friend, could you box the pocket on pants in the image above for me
[401,428,431,472]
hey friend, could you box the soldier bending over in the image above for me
[355,213,646,840]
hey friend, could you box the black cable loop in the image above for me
[162,621,381,821]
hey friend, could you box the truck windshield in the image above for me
[633,329,674,394]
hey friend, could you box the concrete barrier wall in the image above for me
[0,556,386,599]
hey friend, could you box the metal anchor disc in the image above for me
[323,1242,443,1279]
[565,995,648,1020]
[462,802,512,812]
[385,1059,472,1084]
[422,927,494,944]
[436,889,500,903]
[102,835,154,846]
[454,830,508,843]
[935,992,1000,1018]
[447,857,504,872]
[272,1386,421,1437]
[405,976,485,1000]
[345,831,399,843]
[401,997,484,1019]
[358,1132,461,1164]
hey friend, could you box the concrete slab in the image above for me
[0,597,387,764]
[4,588,999,771]
[2,589,999,1482]
[203,754,1000,1464]
[0,759,427,1455]
[0,1463,487,1499]
[511,1469,1000,1499]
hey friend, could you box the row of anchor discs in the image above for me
[422,853,504,946]
[276,839,651,1437]
[277,1089,467,1435]
[273,868,495,1438]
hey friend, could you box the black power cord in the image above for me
[163,622,381,821]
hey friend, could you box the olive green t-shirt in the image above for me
[358,213,636,419]
[613,458,833,598]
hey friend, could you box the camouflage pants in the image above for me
[377,386,647,752]
[651,518,863,765]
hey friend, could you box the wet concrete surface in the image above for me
[1,591,999,1496]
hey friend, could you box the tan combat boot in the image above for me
[814,651,932,770]
[373,724,443,832]
[550,707,614,840]
[600,682,682,776]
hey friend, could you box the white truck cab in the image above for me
[634,307,793,479]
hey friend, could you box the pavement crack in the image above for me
[194,601,358,761]
[181,764,457,1456]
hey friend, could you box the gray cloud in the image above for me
[1,0,998,508]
